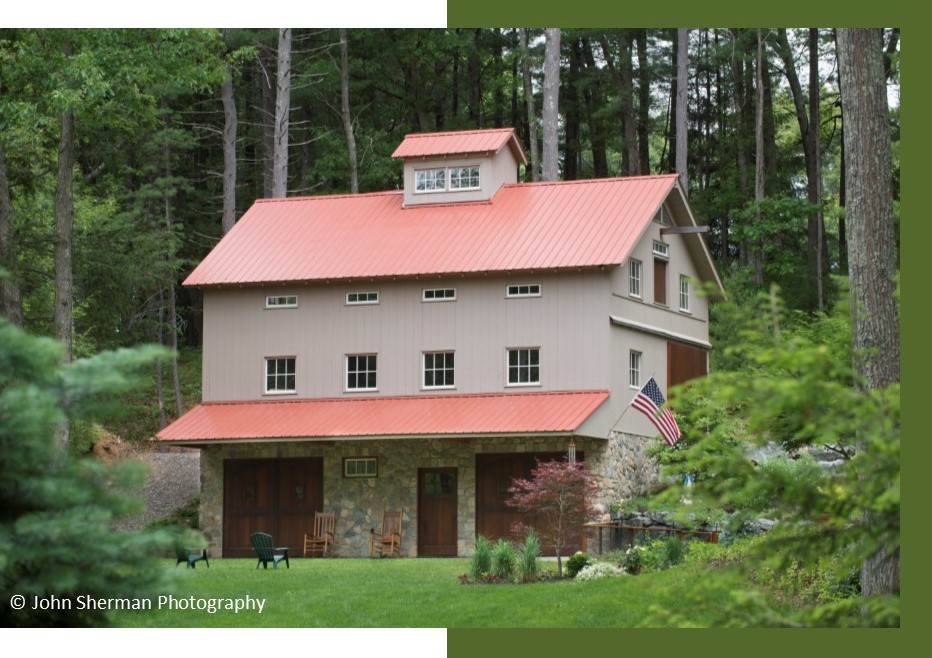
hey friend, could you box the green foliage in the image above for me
[490,539,516,581]
[0,319,177,626]
[516,532,541,583]
[469,535,492,580]
[565,551,593,579]
[146,495,200,532]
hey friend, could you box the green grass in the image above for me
[109,557,747,628]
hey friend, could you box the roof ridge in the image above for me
[502,174,678,189]
[403,127,514,139]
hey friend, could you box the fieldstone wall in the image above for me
[199,433,654,558]
[589,431,662,502]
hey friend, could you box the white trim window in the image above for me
[652,240,669,258]
[628,259,642,298]
[346,354,378,391]
[629,351,641,389]
[449,166,480,190]
[265,295,297,309]
[422,288,456,302]
[679,275,690,312]
[507,348,540,386]
[415,168,446,193]
[265,357,296,394]
[423,351,455,389]
[346,291,379,305]
[344,457,378,478]
[506,283,541,298]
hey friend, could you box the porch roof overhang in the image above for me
[155,390,610,446]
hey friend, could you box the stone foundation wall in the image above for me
[199,433,657,558]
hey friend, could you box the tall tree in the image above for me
[751,28,767,285]
[221,61,238,234]
[339,29,359,194]
[676,28,689,193]
[836,27,900,599]
[0,138,23,326]
[520,28,540,182]
[635,29,651,175]
[541,28,561,182]
[272,28,292,198]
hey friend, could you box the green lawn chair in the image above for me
[250,532,290,569]
[176,546,209,569]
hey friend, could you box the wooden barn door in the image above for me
[223,458,323,558]
[667,342,709,388]
[418,468,458,556]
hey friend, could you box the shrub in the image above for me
[663,536,685,567]
[621,545,645,574]
[575,562,625,581]
[491,539,516,581]
[517,532,541,582]
[470,535,492,580]
[566,551,593,578]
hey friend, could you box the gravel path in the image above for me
[112,448,201,531]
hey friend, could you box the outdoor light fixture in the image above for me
[568,439,576,465]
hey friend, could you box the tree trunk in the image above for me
[541,28,561,182]
[563,39,580,181]
[271,28,291,199]
[521,29,540,182]
[635,29,651,175]
[339,28,359,194]
[162,132,185,419]
[834,29,849,274]
[619,32,640,175]
[837,27,900,599]
[676,28,689,193]
[752,29,766,285]
[156,287,167,429]
[221,63,238,234]
[260,45,276,198]
[581,37,608,178]
[0,138,24,326]
[53,104,75,455]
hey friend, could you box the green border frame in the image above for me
[447,2,925,657]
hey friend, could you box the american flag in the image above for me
[631,377,681,447]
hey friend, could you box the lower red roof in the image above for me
[156,391,609,443]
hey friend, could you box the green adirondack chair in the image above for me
[176,546,209,569]
[250,532,290,569]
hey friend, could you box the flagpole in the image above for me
[609,372,657,434]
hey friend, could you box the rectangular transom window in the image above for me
[422,288,456,302]
[449,166,480,190]
[424,352,455,388]
[415,168,446,192]
[346,354,377,391]
[507,348,540,386]
[265,295,297,309]
[652,241,669,258]
[343,457,378,478]
[679,275,690,312]
[628,260,642,298]
[346,291,379,305]
[506,283,541,298]
[265,357,296,394]
[629,351,641,389]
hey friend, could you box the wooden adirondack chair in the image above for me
[369,510,403,558]
[250,532,290,569]
[176,546,209,569]
[303,511,336,557]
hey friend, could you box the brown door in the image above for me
[667,341,709,389]
[475,452,582,556]
[418,468,458,556]
[223,458,323,558]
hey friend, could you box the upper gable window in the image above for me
[415,169,446,193]
[506,283,541,298]
[265,295,297,309]
[346,291,379,305]
[652,241,669,258]
[423,288,456,302]
[449,166,480,190]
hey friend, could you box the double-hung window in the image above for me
[507,348,540,386]
[346,354,377,391]
[423,352,455,389]
[679,275,690,312]
[265,357,296,394]
[628,260,642,298]
[629,351,641,389]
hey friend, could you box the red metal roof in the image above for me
[184,175,679,287]
[156,390,609,443]
[391,127,527,164]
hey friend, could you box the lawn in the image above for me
[109,557,740,628]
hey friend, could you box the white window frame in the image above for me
[422,288,457,302]
[414,168,446,193]
[346,291,379,305]
[448,166,480,190]
[264,357,296,395]
[628,260,642,298]
[629,351,641,389]
[506,347,541,387]
[506,283,541,298]
[265,295,297,309]
[343,457,378,479]
[423,351,455,389]
[679,275,691,313]
[652,241,669,258]
[345,354,378,391]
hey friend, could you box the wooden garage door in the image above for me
[667,341,709,389]
[223,458,323,558]
[475,452,582,555]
